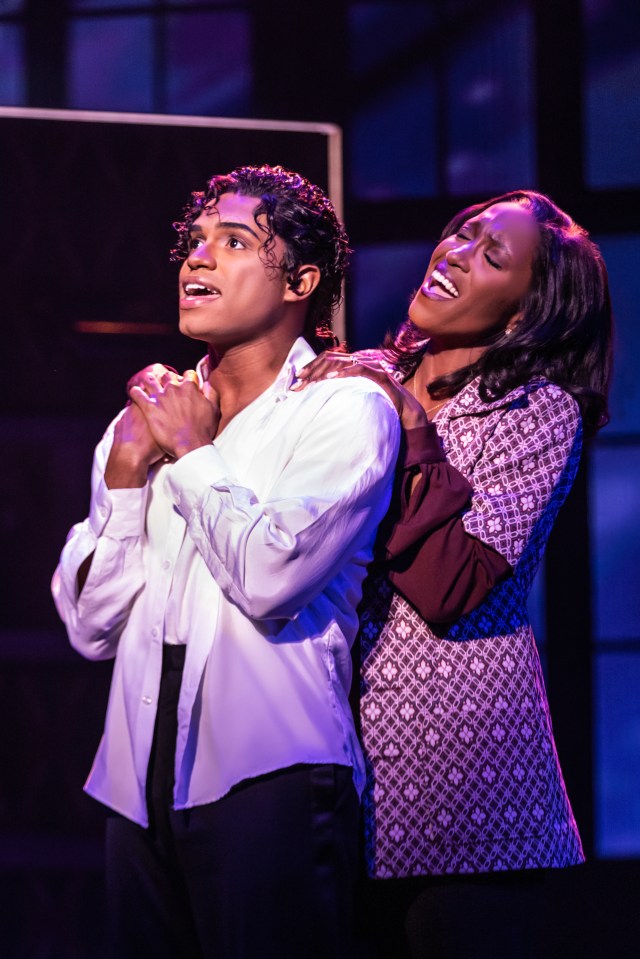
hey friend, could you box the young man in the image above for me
[52,165,400,959]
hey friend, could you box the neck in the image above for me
[418,342,486,385]
[207,329,300,427]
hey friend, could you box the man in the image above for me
[52,165,400,958]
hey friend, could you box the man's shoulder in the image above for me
[293,375,397,428]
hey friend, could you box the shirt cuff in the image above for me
[89,479,148,538]
[401,424,446,469]
[165,443,229,519]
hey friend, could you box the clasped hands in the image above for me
[106,364,219,489]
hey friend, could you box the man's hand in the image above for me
[105,403,165,488]
[130,369,220,459]
[105,365,178,488]
[126,362,181,395]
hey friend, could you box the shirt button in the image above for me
[142,696,152,705]
[162,560,171,571]
[151,627,159,638]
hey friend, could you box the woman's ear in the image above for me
[504,310,523,335]
[284,265,321,302]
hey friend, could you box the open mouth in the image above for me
[424,268,459,299]
[183,281,220,297]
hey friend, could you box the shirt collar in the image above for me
[444,377,546,418]
[195,336,316,399]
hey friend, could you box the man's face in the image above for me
[178,192,291,348]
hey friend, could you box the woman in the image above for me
[295,191,612,957]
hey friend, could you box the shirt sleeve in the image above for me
[382,383,581,625]
[51,414,150,661]
[166,385,401,621]
[381,425,512,624]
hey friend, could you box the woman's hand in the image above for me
[292,350,427,431]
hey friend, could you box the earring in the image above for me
[504,326,513,335]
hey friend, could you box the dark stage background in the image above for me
[1,1,639,956]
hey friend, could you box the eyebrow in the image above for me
[463,219,510,255]
[486,233,509,253]
[189,219,263,241]
[219,219,264,239]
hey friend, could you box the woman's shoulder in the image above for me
[520,379,581,426]
[453,377,580,422]
[443,380,582,464]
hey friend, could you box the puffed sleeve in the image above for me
[51,414,150,660]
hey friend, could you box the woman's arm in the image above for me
[381,425,512,623]
[383,384,581,624]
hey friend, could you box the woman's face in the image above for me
[408,201,540,348]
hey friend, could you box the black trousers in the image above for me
[106,645,360,959]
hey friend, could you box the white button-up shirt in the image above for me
[52,338,400,827]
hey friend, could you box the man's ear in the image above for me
[284,265,321,302]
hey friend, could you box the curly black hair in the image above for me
[384,190,613,435]
[172,164,350,352]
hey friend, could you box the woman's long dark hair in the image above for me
[385,190,613,435]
